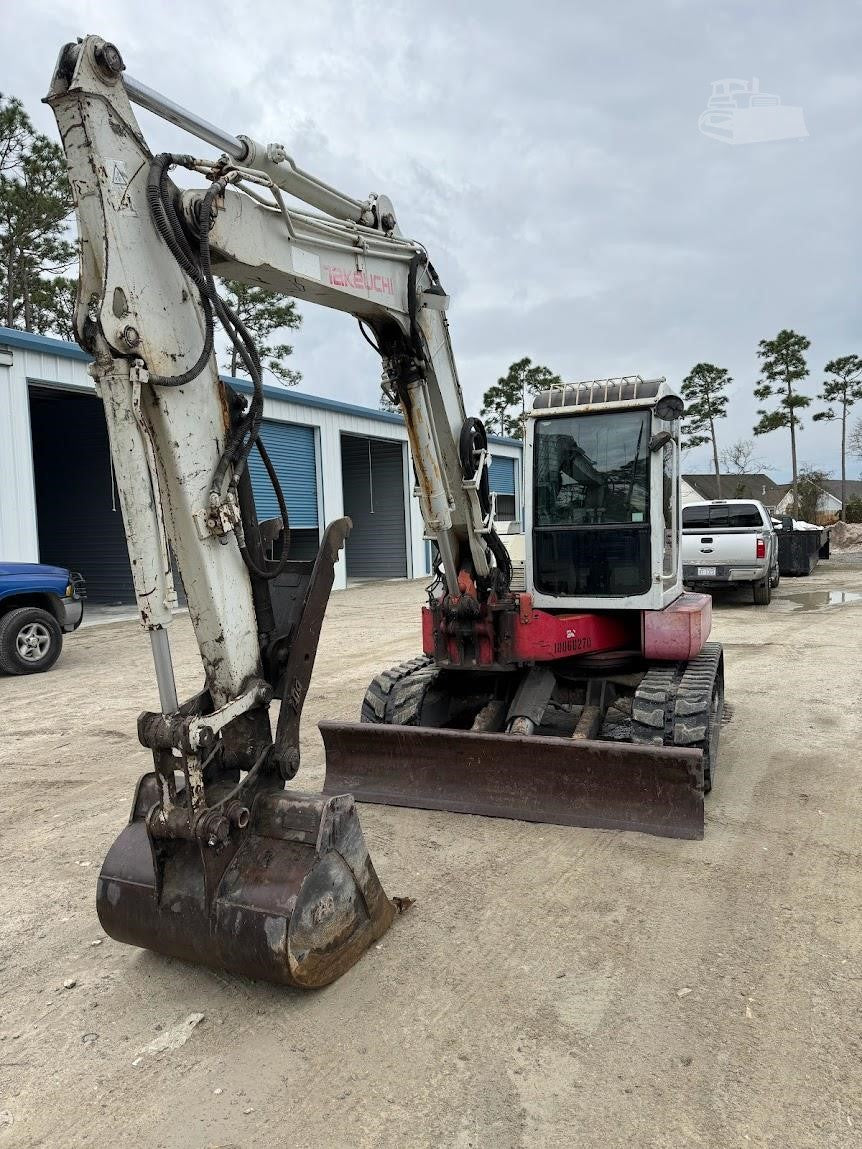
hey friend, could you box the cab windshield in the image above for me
[532,409,652,598]
[534,411,649,526]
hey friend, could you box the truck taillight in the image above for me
[756,536,766,559]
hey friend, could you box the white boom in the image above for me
[47,35,501,718]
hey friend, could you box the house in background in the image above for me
[772,479,862,520]
[681,473,782,508]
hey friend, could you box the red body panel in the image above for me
[641,591,712,661]
[422,590,712,668]
[508,595,636,660]
[421,605,434,656]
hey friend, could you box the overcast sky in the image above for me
[4,0,860,479]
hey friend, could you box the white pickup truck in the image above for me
[681,499,779,604]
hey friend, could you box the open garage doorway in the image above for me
[27,386,191,606]
[340,434,408,580]
[28,386,137,604]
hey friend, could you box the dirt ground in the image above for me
[1,561,860,1149]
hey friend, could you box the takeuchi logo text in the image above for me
[325,266,395,294]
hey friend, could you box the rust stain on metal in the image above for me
[216,381,232,432]
[320,722,705,841]
[96,787,397,987]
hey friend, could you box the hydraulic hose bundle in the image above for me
[145,153,291,580]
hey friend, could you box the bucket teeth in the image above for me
[97,777,397,988]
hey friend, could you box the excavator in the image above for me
[47,36,724,989]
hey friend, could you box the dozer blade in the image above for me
[320,722,705,840]
[97,776,396,988]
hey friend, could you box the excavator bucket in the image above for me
[320,722,705,840]
[97,776,396,988]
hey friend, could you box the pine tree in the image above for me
[480,381,518,437]
[753,329,811,515]
[812,355,862,518]
[481,358,563,440]
[719,438,770,475]
[29,275,77,340]
[220,279,302,386]
[0,93,76,333]
[680,363,730,496]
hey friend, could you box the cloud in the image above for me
[4,0,860,478]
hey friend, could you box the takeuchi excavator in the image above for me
[48,36,724,988]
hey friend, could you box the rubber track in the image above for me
[361,646,725,790]
[630,664,684,747]
[360,655,438,726]
[672,642,724,791]
[631,643,724,791]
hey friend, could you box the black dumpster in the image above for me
[776,517,831,576]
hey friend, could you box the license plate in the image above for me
[697,566,716,577]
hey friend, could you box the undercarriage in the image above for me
[322,643,724,840]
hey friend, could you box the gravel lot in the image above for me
[1,561,860,1148]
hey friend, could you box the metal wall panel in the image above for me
[1,328,525,592]
[341,435,407,578]
[249,420,319,528]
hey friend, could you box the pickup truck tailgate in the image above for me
[683,531,760,566]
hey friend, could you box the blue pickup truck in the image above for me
[0,562,86,674]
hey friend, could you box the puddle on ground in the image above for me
[782,590,862,611]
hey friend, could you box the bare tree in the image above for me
[719,438,771,475]
[797,464,831,524]
[849,416,862,463]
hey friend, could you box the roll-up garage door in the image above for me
[249,421,318,526]
[248,420,320,560]
[489,455,517,520]
[341,435,407,579]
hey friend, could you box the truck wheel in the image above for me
[0,607,63,675]
[753,579,771,606]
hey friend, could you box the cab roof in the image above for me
[532,376,664,411]
[531,376,682,418]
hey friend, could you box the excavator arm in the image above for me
[45,32,719,998]
[46,35,462,986]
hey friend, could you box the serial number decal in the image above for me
[553,636,593,654]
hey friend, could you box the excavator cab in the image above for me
[528,381,681,605]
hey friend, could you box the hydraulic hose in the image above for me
[142,153,293,580]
